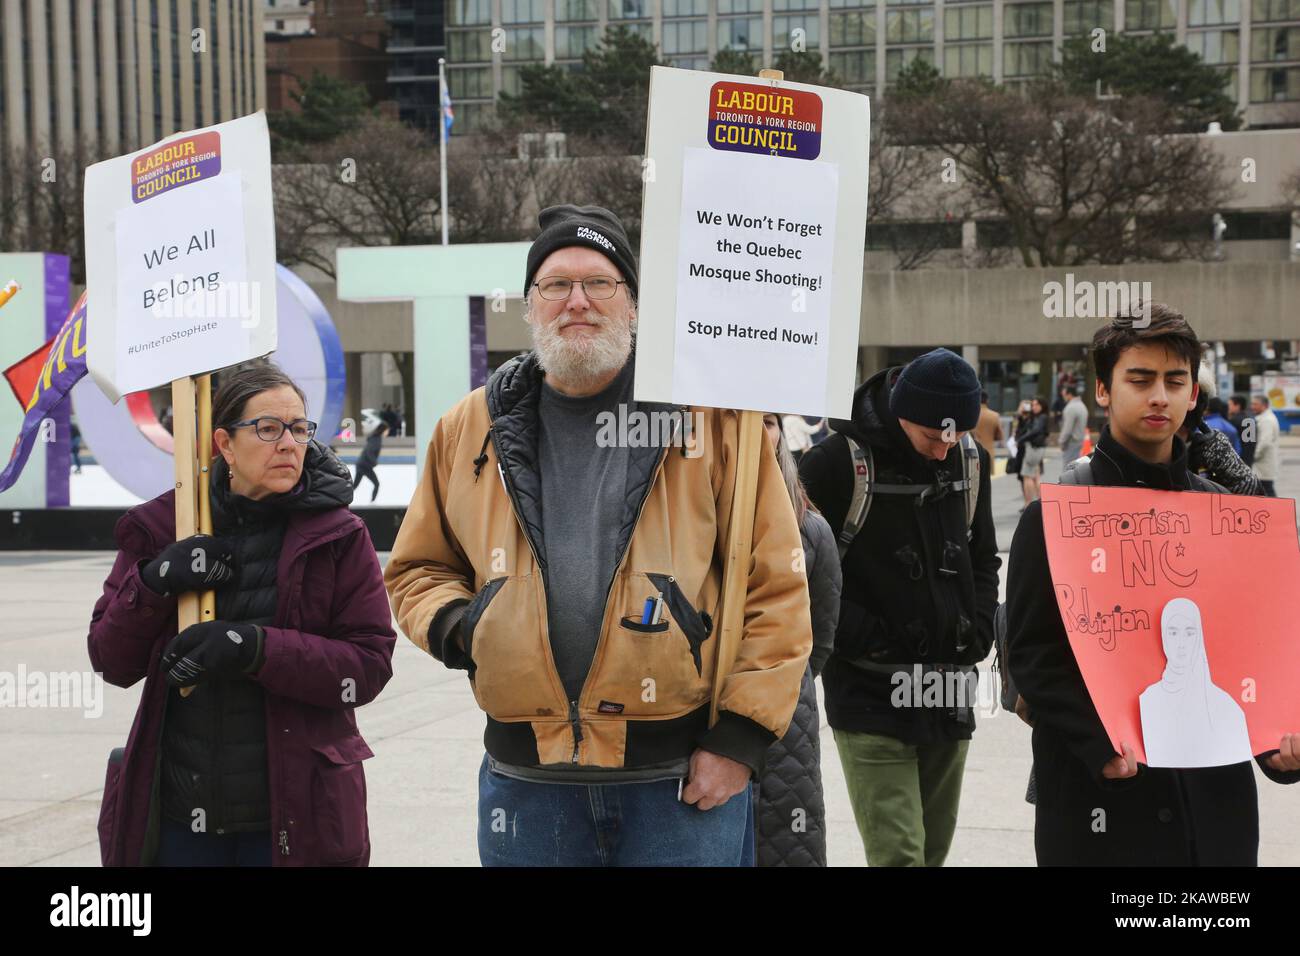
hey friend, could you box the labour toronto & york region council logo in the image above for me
[707,81,823,161]
[131,131,223,204]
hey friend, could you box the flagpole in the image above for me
[439,57,449,246]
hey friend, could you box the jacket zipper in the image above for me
[567,699,584,763]
[490,420,674,765]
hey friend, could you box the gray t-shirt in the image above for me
[537,359,635,703]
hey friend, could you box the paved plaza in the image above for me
[2,444,1298,867]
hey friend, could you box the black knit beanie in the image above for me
[524,205,638,301]
[888,348,982,432]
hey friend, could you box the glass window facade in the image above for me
[448,29,493,61]
[831,48,877,86]
[1252,26,1300,61]
[944,42,994,75]
[662,18,709,54]
[1063,0,1114,34]
[774,14,822,47]
[555,25,598,58]
[608,0,651,17]
[1185,28,1240,63]
[1251,64,1300,98]
[502,0,545,23]
[1252,0,1300,21]
[944,4,992,40]
[555,0,599,21]
[1188,0,1240,25]
[1125,0,1177,29]
[1003,2,1053,38]
[886,45,935,79]
[450,66,493,99]
[831,10,877,46]
[1003,39,1053,74]
[886,8,935,42]
[448,0,491,26]
[501,27,544,61]
[719,16,764,50]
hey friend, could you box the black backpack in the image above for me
[837,432,982,560]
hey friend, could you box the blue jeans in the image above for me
[477,755,754,866]
[156,819,272,867]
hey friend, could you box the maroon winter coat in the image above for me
[89,476,395,867]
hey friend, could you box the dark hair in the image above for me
[1061,383,1078,398]
[212,361,308,431]
[1090,304,1201,391]
[1207,397,1229,417]
[1251,394,1268,407]
[980,389,989,403]
[1031,396,1045,413]
[1230,393,1247,409]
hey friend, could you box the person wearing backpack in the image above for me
[1007,307,1300,866]
[799,348,1001,867]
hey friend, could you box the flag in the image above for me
[0,292,88,493]
[442,83,454,139]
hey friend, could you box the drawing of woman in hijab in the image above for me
[1139,597,1253,768]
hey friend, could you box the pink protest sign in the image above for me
[1040,483,1300,766]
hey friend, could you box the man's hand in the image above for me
[1102,742,1139,780]
[681,749,751,811]
[1265,733,1300,773]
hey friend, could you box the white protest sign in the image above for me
[635,67,869,418]
[85,112,277,401]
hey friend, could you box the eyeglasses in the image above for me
[532,275,626,301]
[227,417,317,444]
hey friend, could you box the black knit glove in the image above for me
[142,535,237,596]
[1188,427,1262,496]
[160,620,264,688]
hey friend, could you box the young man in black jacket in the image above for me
[1007,306,1300,866]
[800,348,1001,866]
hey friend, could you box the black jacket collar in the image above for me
[1088,424,1193,491]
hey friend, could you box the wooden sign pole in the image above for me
[171,372,216,699]
[709,408,765,726]
[709,68,785,727]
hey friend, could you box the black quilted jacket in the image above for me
[754,510,840,866]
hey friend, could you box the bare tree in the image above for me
[274,115,441,279]
[1,142,97,283]
[891,80,1237,267]
[867,111,975,270]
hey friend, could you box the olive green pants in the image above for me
[833,729,969,867]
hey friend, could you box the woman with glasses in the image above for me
[89,361,396,867]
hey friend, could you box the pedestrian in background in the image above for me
[753,412,840,867]
[1249,394,1280,497]
[972,390,1003,461]
[782,414,826,464]
[1057,383,1088,470]
[1019,398,1049,507]
[353,419,387,503]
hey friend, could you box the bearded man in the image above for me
[384,205,812,866]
